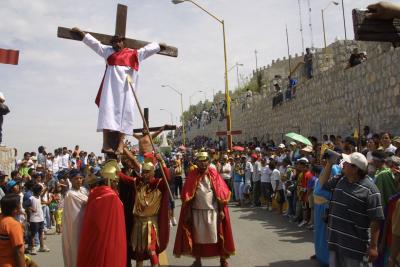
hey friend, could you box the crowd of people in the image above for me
[167,126,400,267]
[0,145,106,266]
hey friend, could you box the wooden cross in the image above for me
[133,108,176,133]
[216,130,242,137]
[57,4,178,57]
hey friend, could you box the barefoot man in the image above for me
[72,27,166,155]
[133,125,171,162]
[174,151,235,267]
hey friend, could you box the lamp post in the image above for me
[189,90,204,106]
[341,0,347,40]
[228,62,243,89]
[161,84,185,146]
[322,1,339,50]
[160,108,174,139]
[172,0,233,150]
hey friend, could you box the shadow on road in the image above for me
[229,204,314,244]
[255,259,320,267]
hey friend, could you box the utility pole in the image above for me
[298,0,305,52]
[341,0,347,40]
[286,25,292,74]
[254,50,258,71]
[307,0,315,49]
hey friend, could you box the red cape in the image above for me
[95,48,139,106]
[173,166,235,258]
[77,186,127,267]
[118,166,171,261]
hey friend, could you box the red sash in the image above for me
[95,48,139,107]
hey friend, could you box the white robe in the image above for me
[62,187,88,267]
[83,34,160,134]
[192,175,218,244]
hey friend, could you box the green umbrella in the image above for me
[285,132,312,146]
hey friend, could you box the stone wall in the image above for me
[250,40,392,93]
[185,42,400,143]
[0,146,16,176]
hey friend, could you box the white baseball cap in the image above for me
[278,143,286,149]
[342,152,368,171]
[0,92,5,101]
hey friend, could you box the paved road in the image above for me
[32,201,320,267]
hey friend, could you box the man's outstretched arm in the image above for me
[71,27,110,59]
[151,125,168,139]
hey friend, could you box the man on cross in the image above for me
[72,27,166,155]
[133,125,171,160]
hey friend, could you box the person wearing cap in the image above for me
[174,151,235,267]
[62,169,88,267]
[276,144,287,165]
[77,160,127,267]
[319,152,384,266]
[0,92,9,145]
[372,150,397,209]
[117,154,170,267]
[71,27,165,156]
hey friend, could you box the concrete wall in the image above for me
[185,42,400,143]
[0,146,16,176]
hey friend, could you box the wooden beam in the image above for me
[115,4,127,37]
[133,125,176,133]
[216,130,242,136]
[143,108,149,129]
[57,27,178,57]
[353,9,400,42]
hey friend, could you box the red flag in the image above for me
[0,48,19,65]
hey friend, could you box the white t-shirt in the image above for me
[271,169,283,190]
[276,154,286,164]
[221,163,232,180]
[29,196,44,223]
[52,157,60,173]
[61,154,70,169]
[385,144,397,154]
[260,165,272,183]
[245,161,253,184]
[253,161,262,182]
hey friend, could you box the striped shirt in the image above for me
[324,175,384,260]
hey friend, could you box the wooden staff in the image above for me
[126,76,174,200]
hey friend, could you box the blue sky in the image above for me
[0,0,395,156]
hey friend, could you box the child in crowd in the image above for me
[28,184,50,254]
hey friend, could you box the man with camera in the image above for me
[319,152,384,266]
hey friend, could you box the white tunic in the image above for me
[83,34,160,134]
[62,187,88,267]
[192,175,218,244]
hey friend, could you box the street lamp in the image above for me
[172,0,233,149]
[160,108,174,139]
[228,62,243,89]
[321,1,339,50]
[161,84,185,145]
[189,90,204,106]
